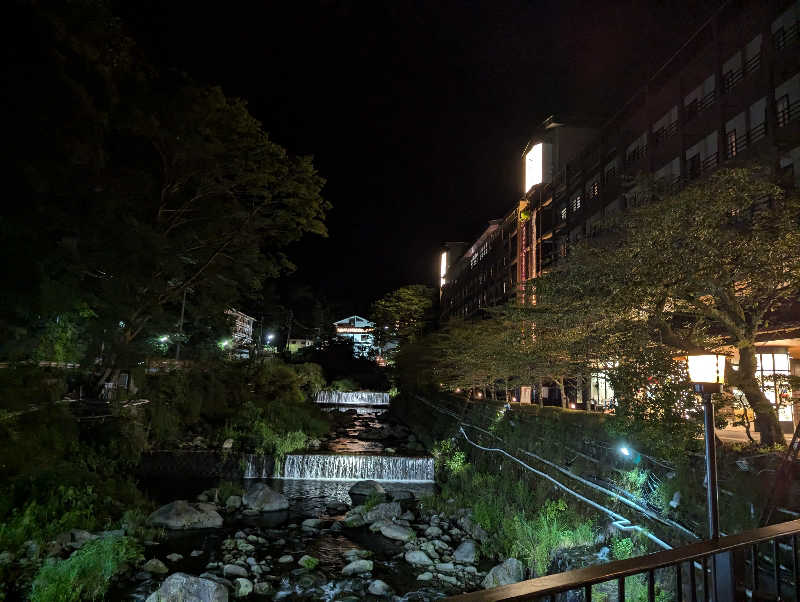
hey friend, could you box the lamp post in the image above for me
[687,353,727,600]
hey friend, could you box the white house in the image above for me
[333,315,378,358]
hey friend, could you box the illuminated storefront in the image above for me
[755,348,794,429]
[590,371,615,410]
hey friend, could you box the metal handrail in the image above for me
[447,519,800,601]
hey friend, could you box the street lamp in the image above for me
[687,353,728,598]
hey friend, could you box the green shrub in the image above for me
[611,536,634,560]
[363,490,384,512]
[30,535,141,602]
[330,378,359,391]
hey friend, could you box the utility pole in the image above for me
[285,309,293,352]
[175,289,187,361]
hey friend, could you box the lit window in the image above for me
[560,207,567,221]
[727,130,737,158]
[776,95,789,128]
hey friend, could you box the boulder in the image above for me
[341,559,373,575]
[145,572,228,602]
[253,582,271,595]
[222,438,234,450]
[404,550,433,567]
[232,577,253,598]
[148,501,223,530]
[458,515,490,544]
[425,526,443,538]
[166,553,183,562]
[348,480,386,499]
[368,579,392,596]
[68,529,98,549]
[379,524,415,542]
[453,540,477,564]
[364,502,402,523]
[482,558,525,589]
[242,483,288,512]
[278,554,293,564]
[142,558,169,574]
[225,496,242,511]
[417,572,433,581]
[301,518,324,529]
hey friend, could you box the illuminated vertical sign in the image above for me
[524,142,552,192]
[440,251,447,287]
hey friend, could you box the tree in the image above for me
[371,285,435,349]
[545,166,800,445]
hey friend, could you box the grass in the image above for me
[30,535,141,602]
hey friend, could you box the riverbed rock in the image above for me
[166,553,183,562]
[368,579,392,596]
[253,582,271,595]
[223,564,249,578]
[404,550,434,567]
[348,480,386,499]
[417,572,433,581]
[226,495,242,511]
[278,555,293,564]
[148,501,224,530]
[380,523,416,542]
[482,558,525,589]
[242,483,289,512]
[425,526,443,538]
[145,572,228,602]
[364,501,402,522]
[458,515,490,544]
[143,558,169,574]
[341,559,373,575]
[68,529,98,549]
[232,577,253,598]
[298,555,319,570]
[453,540,477,564]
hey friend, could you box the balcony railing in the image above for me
[726,122,767,159]
[624,144,647,166]
[653,120,679,146]
[447,518,800,602]
[777,98,800,130]
[774,21,800,51]
[685,90,716,122]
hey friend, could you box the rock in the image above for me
[236,540,255,554]
[425,526,443,538]
[482,558,525,589]
[301,518,324,529]
[223,564,249,578]
[417,572,433,581]
[390,490,414,502]
[343,549,372,561]
[368,579,392,596]
[438,573,460,586]
[380,524,416,542]
[200,573,234,590]
[435,562,455,573]
[226,495,242,511]
[400,510,415,521]
[145,572,228,602]
[68,529,98,549]
[253,582,271,595]
[44,540,63,557]
[348,480,386,499]
[369,519,392,533]
[458,515,490,544]
[233,577,253,598]
[298,555,319,570]
[148,501,223,530]
[341,559,374,575]
[191,550,204,557]
[343,512,367,528]
[364,502,402,522]
[453,540,477,564]
[142,558,169,574]
[278,555,293,564]
[242,483,289,512]
[384,447,396,454]
[222,438,234,450]
[404,550,433,567]
[166,553,183,562]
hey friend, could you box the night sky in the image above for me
[117,0,718,312]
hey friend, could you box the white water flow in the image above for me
[282,454,434,482]
[314,391,390,405]
[243,454,274,479]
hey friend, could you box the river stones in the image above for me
[142,558,169,574]
[404,550,433,567]
[145,572,228,602]
[232,577,253,598]
[482,557,525,589]
[348,480,386,500]
[298,555,319,569]
[364,501,402,522]
[379,523,415,542]
[453,540,477,564]
[225,495,242,511]
[223,564,249,578]
[166,553,183,562]
[148,501,223,530]
[368,579,392,596]
[341,558,373,575]
[242,483,289,512]
[457,515,490,544]
[424,526,443,538]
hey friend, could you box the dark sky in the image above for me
[117,0,718,313]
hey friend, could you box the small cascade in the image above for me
[282,454,434,482]
[243,454,274,479]
[314,390,390,406]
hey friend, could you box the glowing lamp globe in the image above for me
[687,354,725,393]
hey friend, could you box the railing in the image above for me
[685,90,716,122]
[743,53,761,77]
[777,98,800,129]
[726,122,767,159]
[774,21,800,51]
[447,519,800,602]
[625,144,647,166]
[653,121,679,146]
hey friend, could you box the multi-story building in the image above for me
[333,315,379,358]
[439,0,800,425]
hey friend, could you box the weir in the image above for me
[314,390,390,405]
[282,453,434,482]
[243,454,274,479]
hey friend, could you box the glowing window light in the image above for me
[525,143,543,192]
[687,354,725,384]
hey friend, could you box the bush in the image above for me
[30,535,141,602]
[330,378,359,391]
[611,536,634,560]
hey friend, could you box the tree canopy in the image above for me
[370,284,435,349]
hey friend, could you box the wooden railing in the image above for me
[447,519,800,601]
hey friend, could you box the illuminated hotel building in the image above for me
[439,0,800,425]
[333,315,379,358]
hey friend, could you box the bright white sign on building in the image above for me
[524,142,553,192]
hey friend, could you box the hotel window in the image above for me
[727,130,737,158]
[571,194,582,213]
[560,206,567,221]
[776,95,789,127]
[590,180,600,198]
[755,350,793,423]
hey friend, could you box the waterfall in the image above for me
[243,454,275,479]
[314,390,390,405]
[282,454,434,482]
